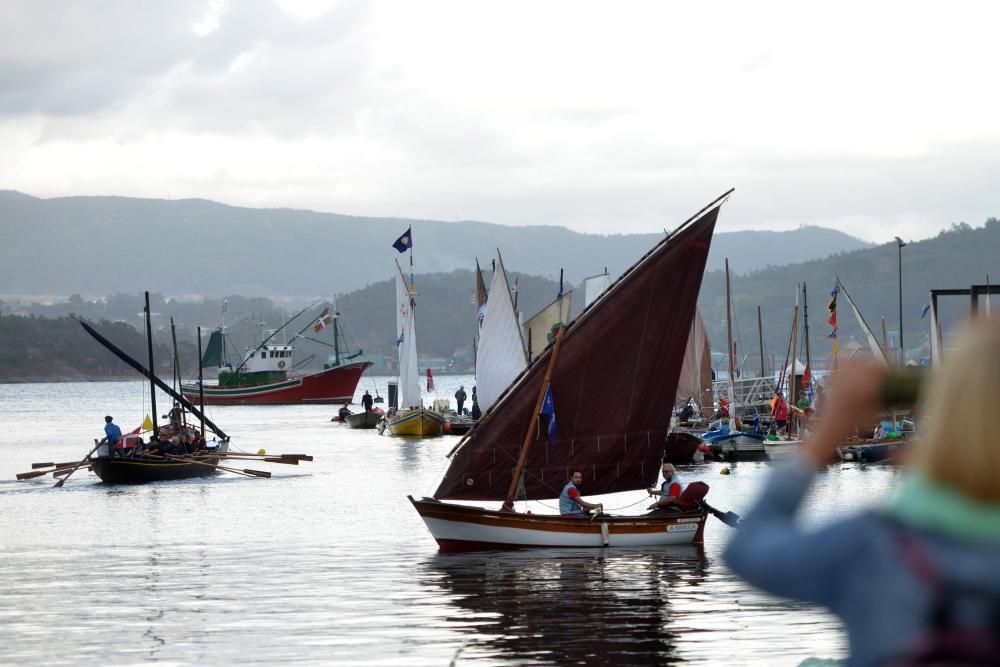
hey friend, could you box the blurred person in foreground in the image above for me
[724,321,1000,667]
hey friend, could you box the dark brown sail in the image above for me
[435,192,727,501]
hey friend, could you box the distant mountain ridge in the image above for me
[2,218,995,382]
[0,190,870,298]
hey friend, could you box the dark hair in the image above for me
[105,415,113,422]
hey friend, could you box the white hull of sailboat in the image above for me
[763,439,803,459]
[409,496,707,551]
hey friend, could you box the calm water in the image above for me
[0,377,900,666]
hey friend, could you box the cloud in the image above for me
[0,1,999,244]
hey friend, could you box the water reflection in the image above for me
[422,546,708,665]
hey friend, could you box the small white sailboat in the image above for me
[387,259,443,437]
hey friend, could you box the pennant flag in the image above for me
[800,363,811,388]
[142,414,154,431]
[475,259,488,329]
[539,383,557,442]
[920,303,931,319]
[426,368,434,392]
[314,308,332,333]
[392,226,413,253]
[826,285,839,331]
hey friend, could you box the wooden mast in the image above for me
[197,326,206,437]
[802,283,812,400]
[502,326,566,511]
[757,305,766,378]
[725,259,737,424]
[170,317,185,426]
[143,291,159,441]
[788,287,799,436]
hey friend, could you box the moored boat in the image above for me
[411,191,733,550]
[345,409,383,429]
[385,241,444,438]
[182,302,371,405]
[387,407,444,436]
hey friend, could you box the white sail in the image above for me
[837,278,889,366]
[475,256,527,410]
[395,261,421,409]
[524,292,573,362]
[584,271,610,307]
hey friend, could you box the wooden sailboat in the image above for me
[410,191,733,550]
[387,259,444,437]
[80,293,232,484]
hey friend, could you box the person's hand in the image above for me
[647,503,657,510]
[804,363,886,466]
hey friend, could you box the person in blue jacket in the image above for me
[725,321,1000,667]
[102,415,122,448]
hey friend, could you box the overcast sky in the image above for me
[1,0,997,242]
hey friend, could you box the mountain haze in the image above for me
[0,191,869,298]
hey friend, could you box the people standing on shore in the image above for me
[470,386,481,420]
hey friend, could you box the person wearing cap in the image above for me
[102,416,122,448]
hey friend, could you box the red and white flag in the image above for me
[314,308,332,333]
[426,368,435,392]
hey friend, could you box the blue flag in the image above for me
[392,227,413,253]
[539,383,556,442]
[396,331,404,347]
[920,303,931,319]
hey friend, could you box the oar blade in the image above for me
[244,469,272,478]
[17,469,51,480]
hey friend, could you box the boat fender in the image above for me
[600,522,610,546]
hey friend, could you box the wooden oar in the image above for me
[54,440,103,488]
[201,454,299,465]
[215,452,313,461]
[161,453,271,478]
[18,463,80,480]
[703,501,741,528]
[31,461,77,469]
[54,465,92,478]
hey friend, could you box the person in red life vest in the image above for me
[772,391,789,430]
[647,463,686,513]
[559,470,603,517]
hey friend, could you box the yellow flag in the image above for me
[142,414,154,432]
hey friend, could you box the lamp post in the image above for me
[895,236,907,365]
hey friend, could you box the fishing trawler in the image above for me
[181,304,371,405]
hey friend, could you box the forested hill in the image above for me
[0,315,186,381]
[698,219,1000,368]
[0,190,869,298]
